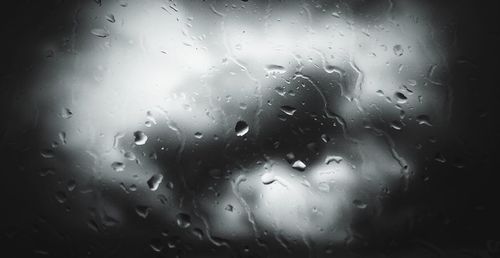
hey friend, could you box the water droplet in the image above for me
[261,173,276,185]
[265,64,286,74]
[394,92,408,104]
[192,228,203,240]
[147,174,163,191]
[40,149,55,158]
[67,180,76,191]
[90,28,109,38]
[59,132,67,144]
[194,132,203,139]
[60,108,73,119]
[390,120,404,130]
[176,213,191,228]
[325,155,343,164]
[416,115,432,126]
[280,105,297,116]
[150,238,163,252]
[225,204,234,212]
[134,131,148,145]
[105,14,115,23]
[124,151,136,160]
[393,45,404,56]
[292,160,307,171]
[235,120,249,136]
[434,152,446,163]
[353,200,367,209]
[55,191,67,203]
[136,206,151,218]
[111,162,125,172]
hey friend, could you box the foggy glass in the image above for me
[1,0,499,257]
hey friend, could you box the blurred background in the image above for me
[1,0,499,257]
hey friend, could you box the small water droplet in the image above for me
[67,180,76,191]
[136,206,151,218]
[235,120,249,136]
[111,162,125,172]
[280,105,297,116]
[353,200,367,209]
[105,14,115,23]
[60,108,73,119]
[194,132,203,139]
[147,174,163,191]
[176,213,191,228]
[265,64,286,74]
[390,120,404,130]
[261,173,276,185]
[416,115,432,126]
[394,92,407,104]
[40,149,55,158]
[90,28,109,38]
[292,160,307,171]
[225,204,234,212]
[325,155,343,164]
[134,131,148,145]
[393,45,404,56]
[55,191,67,203]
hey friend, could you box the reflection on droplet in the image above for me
[176,213,191,228]
[292,160,307,171]
[280,105,297,116]
[134,131,148,145]
[111,162,125,172]
[235,120,249,136]
[147,174,163,191]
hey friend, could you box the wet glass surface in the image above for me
[1,0,499,257]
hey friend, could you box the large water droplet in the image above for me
[292,160,307,171]
[134,131,148,145]
[147,174,163,191]
[394,92,408,104]
[235,120,249,136]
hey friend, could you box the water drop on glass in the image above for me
[147,174,163,191]
[111,162,125,172]
[134,131,148,145]
[176,213,191,228]
[90,28,109,38]
[235,120,249,136]
[292,160,307,171]
[280,105,297,116]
